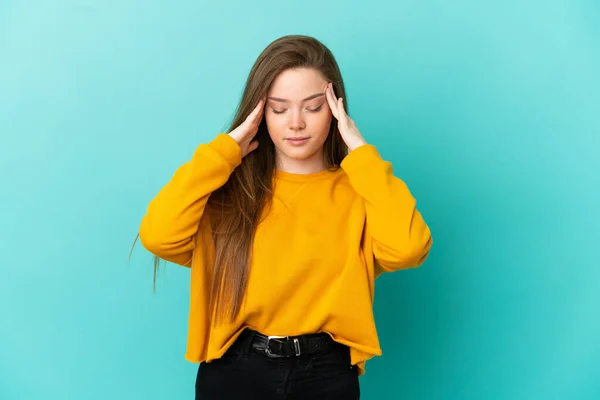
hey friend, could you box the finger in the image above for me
[329,82,338,99]
[256,99,266,124]
[244,103,264,132]
[325,83,340,120]
[339,98,354,125]
[248,98,264,121]
[339,97,348,115]
[337,97,346,124]
[331,84,342,118]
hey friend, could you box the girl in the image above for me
[137,34,432,399]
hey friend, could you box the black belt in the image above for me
[239,329,338,358]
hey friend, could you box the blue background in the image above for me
[1,0,599,399]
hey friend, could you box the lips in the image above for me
[286,137,310,146]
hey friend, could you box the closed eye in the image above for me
[271,105,323,114]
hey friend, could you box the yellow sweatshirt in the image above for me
[139,133,432,376]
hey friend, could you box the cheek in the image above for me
[309,112,333,136]
[265,114,284,139]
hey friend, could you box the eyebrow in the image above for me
[267,92,325,103]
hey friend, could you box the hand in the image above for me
[229,97,265,157]
[325,82,367,151]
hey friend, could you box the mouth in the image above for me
[285,137,310,146]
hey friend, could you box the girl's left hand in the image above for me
[325,82,368,151]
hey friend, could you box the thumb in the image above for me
[247,139,259,154]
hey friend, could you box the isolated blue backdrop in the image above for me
[1,1,599,399]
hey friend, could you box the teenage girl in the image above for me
[137,34,432,399]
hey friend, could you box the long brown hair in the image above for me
[130,35,349,325]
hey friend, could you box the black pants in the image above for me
[195,329,360,399]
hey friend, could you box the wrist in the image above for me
[228,132,241,144]
[348,139,367,152]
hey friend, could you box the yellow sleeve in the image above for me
[139,133,242,266]
[340,144,432,272]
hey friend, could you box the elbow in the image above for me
[375,230,433,271]
[405,222,433,268]
[401,234,432,270]
[139,219,164,257]
[138,216,195,266]
[138,216,175,257]
[411,234,432,268]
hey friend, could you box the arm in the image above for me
[139,133,242,266]
[341,145,432,272]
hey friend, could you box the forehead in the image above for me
[268,68,327,98]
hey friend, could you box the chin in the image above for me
[279,146,320,161]
[281,150,312,160]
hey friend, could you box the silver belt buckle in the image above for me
[264,335,301,358]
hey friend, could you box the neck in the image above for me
[275,149,326,174]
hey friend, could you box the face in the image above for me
[264,68,332,170]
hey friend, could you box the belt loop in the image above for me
[239,328,254,359]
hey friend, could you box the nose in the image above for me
[288,110,306,131]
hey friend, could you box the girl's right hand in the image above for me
[229,97,265,158]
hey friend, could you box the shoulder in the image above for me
[329,166,358,195]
